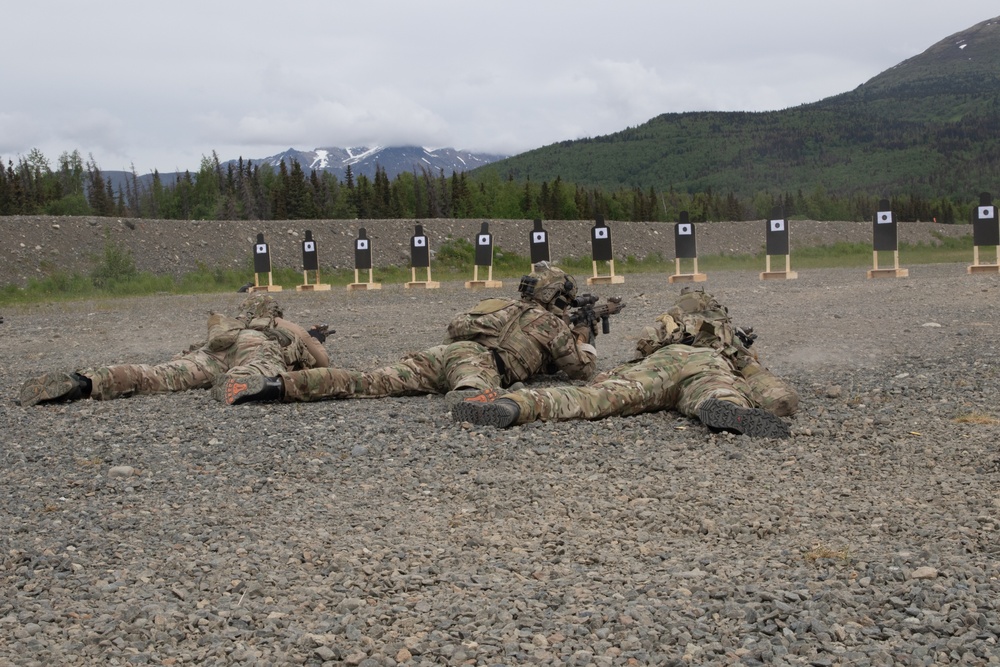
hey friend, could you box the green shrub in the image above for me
[90,235,138,289]
[45,194,90,216]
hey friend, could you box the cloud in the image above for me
[0,113,45,157]
[195,90,451,151]
[2,0,998,172]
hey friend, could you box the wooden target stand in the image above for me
[668,257,706,283]
[868,250,909,279]
[347,268,381,291]
[761,254,798,280]
[968,246,1000,275]
[465,264,502,289]
[587,259,625,285]
[250,271,283,292]
[405,266,440,289]
[296,269,331,291]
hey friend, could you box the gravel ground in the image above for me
[2,263,1000,666]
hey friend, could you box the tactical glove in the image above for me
[309,324,332,344]
[736,326,757,348]
[572,323,596,346]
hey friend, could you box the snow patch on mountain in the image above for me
[221,145,509,182]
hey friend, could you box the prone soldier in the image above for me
[19,294,330,406]
[452,288,799,438]
[215,263,604,405]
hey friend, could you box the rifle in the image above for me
[568,294,626,336]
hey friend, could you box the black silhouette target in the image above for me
[674,212,697,259]
[410,224,430,268]
[529,219,550,264]
[591,215,613,262]
[475,222,494,266]
[354,228,373,270]
[301,230,319,271]
[873,201,898,252]
[766,217,790,256]
[253,233,271,273]
[973,192,1000,247]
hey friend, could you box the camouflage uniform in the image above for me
[502,343,756,423]
[465,288,798,427]
[20,294,325,404]
[280,297,596,402]
[633,288,799,416]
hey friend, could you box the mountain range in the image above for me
[221,145,508,182]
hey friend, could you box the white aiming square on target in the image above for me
[595,227,609,239]
[979,206,995,219]
[770,219,785,232]
[678,223,692,235]
[414,236,426,247]
[478,234,490,245]
[304,241,315,252]
[255,244,267,254]
[877,211,892,224]
[357,239,369,250]
[533,231,546,243]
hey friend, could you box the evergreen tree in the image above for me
[286,161,315,219]
[271,160,290,220]
[86,157,114,216]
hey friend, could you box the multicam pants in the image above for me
[82,330,287,400]
[504,344,756,424]
[280,341,501,402]
[737,357,799,417]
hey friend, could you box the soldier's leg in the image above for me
[674,349,755,417]
[499,355,683,424]
[442,341,502,390]
[672,350,790,438]
[84,353,226,400]
[739,358,800,416]
[279,346,450,402]
[224,330,288,378]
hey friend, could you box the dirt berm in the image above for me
[0,216,971,287]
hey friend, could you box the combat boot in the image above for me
[451,393,521,428]
[20,372,90,407]
[215,375,284,405]
[698,398,790,439]
[444,382,524,408]
[444,386,498,408]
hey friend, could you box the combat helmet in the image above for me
[237,293,283,324]
[518,262,577,313]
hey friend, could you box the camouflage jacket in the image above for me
[635,290,750,363]
[199,312,327,369]
[445,298,596,382]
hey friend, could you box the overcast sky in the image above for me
[2,1,997,175]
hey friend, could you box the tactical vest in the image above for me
[445,299,547,380]
[205,312,325,369]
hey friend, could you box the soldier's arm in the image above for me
[548,321,597,381]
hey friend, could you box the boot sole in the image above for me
[698,399,790,439]
[20,372,80,407]
[445,387,499,409]
[218,375,269,405]
[451,400,517,427]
